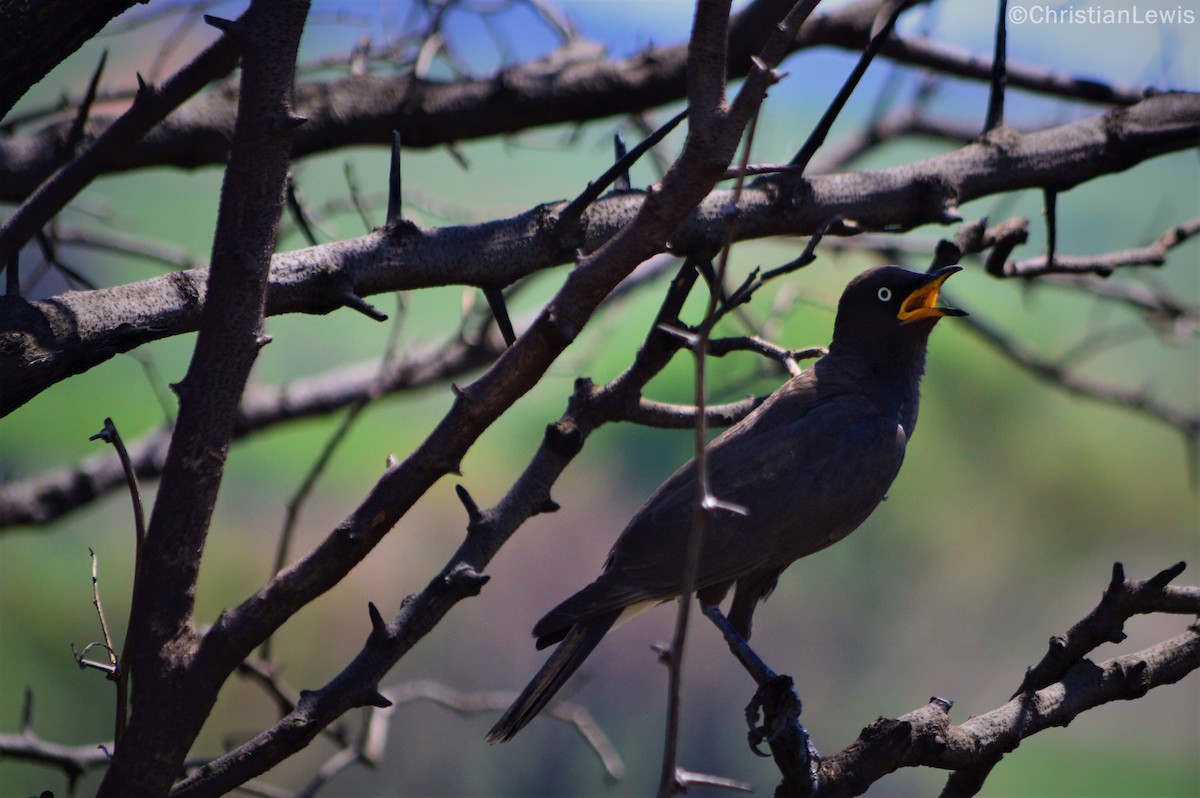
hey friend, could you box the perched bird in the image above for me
[487,265,966,743]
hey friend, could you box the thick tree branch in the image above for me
[3,91,1196,417]
[0,0,1159,201]
[96,2,311,796]
[0,0,141,120]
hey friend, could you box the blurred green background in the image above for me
[1,1,1197,796]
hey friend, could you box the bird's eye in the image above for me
[877,287,892,302]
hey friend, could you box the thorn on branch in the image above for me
[88,418,117,444]
[1043,187,1058,275]
[701,493,748,517]
[1148,561,1187,589]
[67,50,108,154]
[555,108,687,234]
[367,602,388,639]
[672,767,754,794]
[748,54,780,84]
[446,143,470,171]
[655,322,700,349]
[21,686,34,731]
[483,287,516,346]
[613,131,631,191]
[203,14,244,39]
[387,131,403,223]
[454,484,483,525]
[1108,561,1127,592]
[790,1,908,173]
[340,289,388,321]
[285,177,321,245]
[443,562,490,597]
[367,690,394,709]
[652,640,674,665]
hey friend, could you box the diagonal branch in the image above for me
[96,3,311,796]
[167,2,819,790]
[0,0,1160,202]
[3,91,1196,417]
[755,564,1200,797]
[0,19,242,277]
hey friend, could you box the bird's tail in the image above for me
[486,609,620,743]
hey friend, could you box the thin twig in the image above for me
[983,0,1008,133]
[790,0,911,173]
[556,108,689,234]
[659,36,775,798]
[0,15,243,275]
[87,416,145,746]
[262,295,405,661]
[958,312,1199,448]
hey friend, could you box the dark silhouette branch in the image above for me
[749,563,1200,797]
[0,0,1161,203]
[0,0,141,119]
[0,689,111,792]
[3,91,1196,417]
[164,3,801,791]
[96,2,311,795]
[992,216,1200,278]
[0,17,243,278]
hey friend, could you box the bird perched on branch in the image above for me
[488,265,966,743]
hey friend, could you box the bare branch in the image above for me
[959,311,1199,441]
[0,18,243,274]
[97,2,311,795]
[1,0,1161,204]
[994,216,1200,278]
[4,91,1195,416]
[752,565,1200,797]
[0,689,111,791]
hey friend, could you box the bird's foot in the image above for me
[745,675,820,792]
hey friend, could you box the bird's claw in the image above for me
[743,675,822,787]
[744,688,773,755]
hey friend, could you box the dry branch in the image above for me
[0,0,1158,203]
[3,91,1196,416]
[758,563,1200,797]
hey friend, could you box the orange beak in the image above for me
[898,266,967,323]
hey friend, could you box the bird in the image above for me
[487,264,966,743]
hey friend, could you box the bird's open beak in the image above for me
[898,266,968,322]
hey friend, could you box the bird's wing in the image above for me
[534,386,907,639]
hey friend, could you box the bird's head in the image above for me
[830,265,967,360]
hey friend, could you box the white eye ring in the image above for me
[877,287,892,302]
